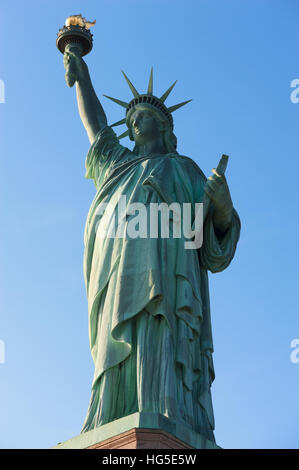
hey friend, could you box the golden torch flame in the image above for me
[65,14,96,30]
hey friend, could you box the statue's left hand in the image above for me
[204,169,233,231]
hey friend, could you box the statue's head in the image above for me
[127,104,178,154]
[104,69,191,154]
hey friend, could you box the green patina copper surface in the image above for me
[60,34,240,446]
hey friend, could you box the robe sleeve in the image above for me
[85,126,132,188]
[199,207,241,273]
[189,162,241,273]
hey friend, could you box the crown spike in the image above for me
[168,99,192,113]
[160,80,178,103]
[111,118,126,127]
[147,67,153,95]
[118,129,130,139]
[103,95,129,108]
[121,70,139,98]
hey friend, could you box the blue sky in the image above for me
[0,0,299,449]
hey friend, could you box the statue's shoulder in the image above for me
[91,125,133,157]
[175,154,207,183]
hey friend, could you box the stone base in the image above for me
[87,428,192,449]
[53,412,220,450]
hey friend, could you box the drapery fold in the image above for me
[81,126,240,439]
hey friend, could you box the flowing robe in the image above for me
[81,126,241,441]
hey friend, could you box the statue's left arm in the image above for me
[204,167,234,236]
[198,169,241,273]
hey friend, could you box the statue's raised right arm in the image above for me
[63,45,107,144]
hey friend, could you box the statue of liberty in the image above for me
[63,48,240,444]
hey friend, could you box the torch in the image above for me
[56,14,96,87]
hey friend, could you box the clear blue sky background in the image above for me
[0,0,299,449]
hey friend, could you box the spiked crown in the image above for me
[104,68,192,139]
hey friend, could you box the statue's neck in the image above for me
[135,138,167,157]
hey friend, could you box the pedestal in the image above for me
[88,428,192,449]
[53,412,220,449]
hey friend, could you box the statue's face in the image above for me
[130,108,163,144]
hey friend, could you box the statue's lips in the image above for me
[133,126,142,135]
